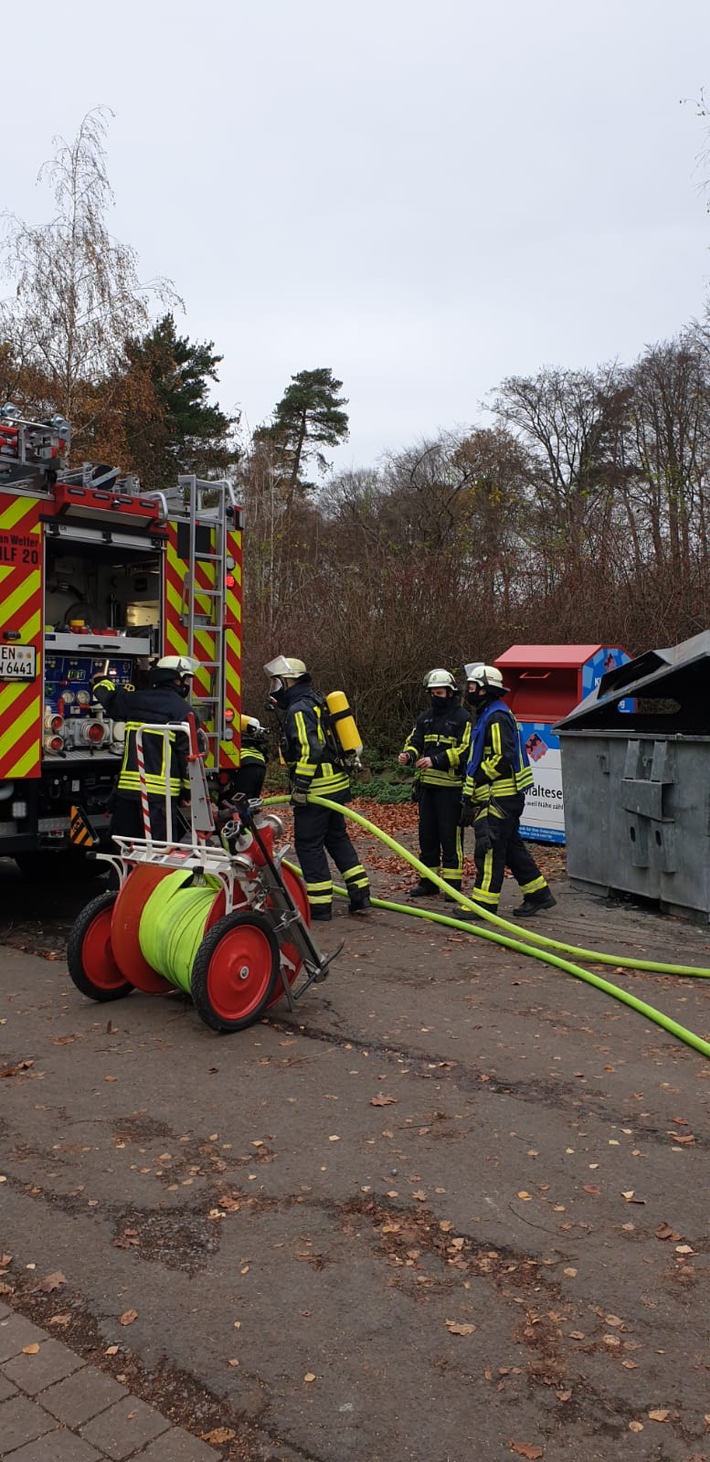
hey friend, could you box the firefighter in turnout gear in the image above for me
[93,656,197,842]
[398,669,472,899]
[231,716,269,800]
[459,664,556,917]
[264,656,371,921]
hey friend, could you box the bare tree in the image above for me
[0,108,177,445]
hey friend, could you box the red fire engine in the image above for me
[0,405,243,875]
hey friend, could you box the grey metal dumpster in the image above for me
[556,630,710,922]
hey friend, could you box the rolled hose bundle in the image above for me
[138,871,222,992]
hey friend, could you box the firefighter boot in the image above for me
[409,874,439,898]
[349,893,372,916]
[513,890,557,918]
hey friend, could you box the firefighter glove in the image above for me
[458,797,475,828]
[474,821,493,858]
[291,782,309,806]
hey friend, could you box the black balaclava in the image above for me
[430,692,453,717]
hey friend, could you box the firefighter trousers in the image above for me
[294,793,369,915]
[418,785,464,889]
[471,795,549,908]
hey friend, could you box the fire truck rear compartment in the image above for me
[2,536,163,861]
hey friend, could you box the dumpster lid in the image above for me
[556,630,710,731]
[496,644,620,670]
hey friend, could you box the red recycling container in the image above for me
[494,644,631,844]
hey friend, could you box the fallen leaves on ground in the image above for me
[445,1320,476,1336]
[510,1443,544,1459]
[22,1344,41,1355]
[1,1059,34,1078]
[203,1427,236,1443]
[38,1271,66,1293]
[655,1223,682,1241]
[370,1094,397,1106]
[119,1309,138,1326]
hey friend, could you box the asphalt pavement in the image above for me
[0,848,708,1462]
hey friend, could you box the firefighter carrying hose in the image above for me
[92,655,197,841]
[459,663,556,917]
[264,656,371,921]
[398,668,472,899]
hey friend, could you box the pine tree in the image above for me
[262,367,349,508]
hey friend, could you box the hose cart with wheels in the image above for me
[66,715,341,1032]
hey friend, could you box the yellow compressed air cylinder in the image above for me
[325,691,363,756]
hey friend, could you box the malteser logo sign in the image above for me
[519,721,564,844]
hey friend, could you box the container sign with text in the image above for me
[519,722,565,843]
[519,646,632,843]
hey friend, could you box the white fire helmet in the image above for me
[264,656,307,682]
[423,668,457,691]
[465,664,509,694]
[155,655,195,676]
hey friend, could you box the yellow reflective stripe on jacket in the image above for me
[419,769,466,787]
[119,770,182,795]
[441,719,472,771]
[302,768,350,795]
[293,709,319,778]
[119,724,179,796]
[478,718,504,783]
[241,748,266,766]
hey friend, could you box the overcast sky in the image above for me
[3,0,710,472]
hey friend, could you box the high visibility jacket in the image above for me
[279,683,350,797]
[231,745,267,799]
[93,680,193,800]
[401,702,471,787]
[463,698,532,808]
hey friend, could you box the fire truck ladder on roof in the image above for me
[178,475,239,767]
[0,405,70,487]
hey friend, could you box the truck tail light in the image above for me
[11,801,28,819]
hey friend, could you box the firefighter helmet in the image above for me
[465,664,509,695]
[148,655,195,689]
[423,668,457,691]
[264,656,307,680]
[240,714,269,747]
[155,656,195,676]
[264,656,308,712]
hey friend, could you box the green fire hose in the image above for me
[138,870,222,992]
[264,794,710,1060]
